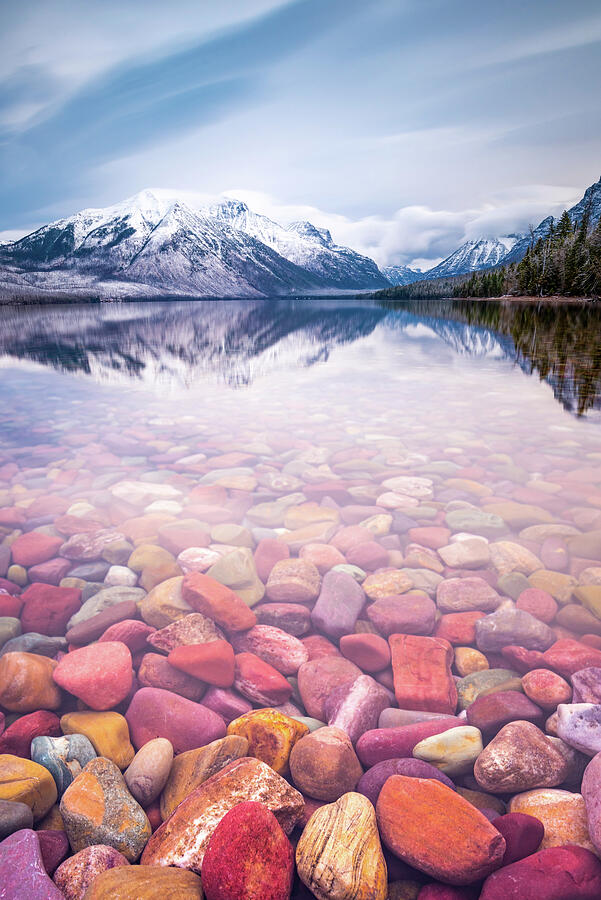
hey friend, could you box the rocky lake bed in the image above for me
[1,298,601,898]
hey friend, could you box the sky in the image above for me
[1,0,600,268]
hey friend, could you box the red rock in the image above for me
[479,845,601,899]
[125,686,226,753]
[542,639,601,677]
[37,829,69,874]
[158,520,211,555]
[517,589,558,624]
[368,595,436,637]
[434,612,485,646]
[466,690,544,734]
[540,536,569,572]
[356,718,462,767]
[522,668,572,710]
[390,634,457,714]
[182,572,257,632]
[24,495,69,518]
[254,603,312,636]
[52,641,133,710]
[0,507,27,528]
[301,634,341,660]
[20,583,81,636]
[408,527,451,550]
[339,633,391,672]
[99,619,156,652]
[137,653,207,701]
[230,625,308,675]
[65,600,139,646]
[53,514,107,536]
[254,539,290,583]
[492,812,544,865]
[0,710,61,757]
[330,525,373,553]
[201,800,294,900]
[169,641,235,688]
[346,541,389,571]
[234,652,293,705]
[501,645,546,674]
[299,543,346,575]
[297,655,361,720]
[10,532,63,567]
[26,558,72,586]
[53,844,131,898]
[0,594,22,618]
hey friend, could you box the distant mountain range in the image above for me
[1,177,599,298]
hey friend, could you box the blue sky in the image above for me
[1,0,600,267]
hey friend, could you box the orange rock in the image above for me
[0,754,58,820]
[227,709,309,775]
[376,775,505,885]
[182,572,257,632]
[389,634,458,714]
[0,652,62,712]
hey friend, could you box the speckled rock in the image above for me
[60,757,151,861]
[556,703,601,755]
[0,828,65,899]
[474,721,570,793]
[508,788,594,852]
[0,755,57,820]
[479,845,601,900]
[53,844,130,900]
[31,735,97,798]
[230,624,308,675]
[436,577,501,613]
[146,611,222,653]
[81,865,204,898]
[475,606,555,652]
[226,708,308,775]
[289,726,363,801]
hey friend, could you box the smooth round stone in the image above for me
[10,531,63,567]
[363,569,414,599]
[201,687,253,724]
[474,721,570,793]
[0,755,58,820]
[60,757,151,861]
[234,652,292,705]
[7,565,27,587]
[516,588,558,623]
[298,542,344,575]
[67,586,145,631]
[367,594,436,637]
[311,570,365,640]
[378,708,455,728]
[202,800,294,900]
[296,792,387,900]
[0,709,60,757]
[20,583,82,636]
[377,776,506,885]
[182,572,257,631]
[0,632,66,657]
[0,617,22,651]
[478,845,601,900]
[124,738,173,807]
[340,633,391,672]
[438,538,490,569]
[0,798,34,839]
[289,726,363,801]
[138,652,207,701]
[53,641,133,710]
[227,709,308,775]
[454,647,489,676]
[489,541,542,577]
[498,572,531,601]
[31,735,97,797]
[413,725,483,776]
[104,566,138,587]
[159,735,249,821]
[297,656,361,721]
[356,719,462,767]
[445,507,505,538]
[0,651,62,712]
[0,828,65,899]
[139,576,192,628]
[177,546,222,574]
[509,788,594,852]
[99,619,155,652]
[528,570,577,604]
[168,640,235,687]
[557,605,601,635]
[357,758,454,806]
[60,711,135,770]
[125,687,226,753]
[206,547,264,607]
[265,559,321,604]
[53,844,131,900]
[542,639,601,678]
[230,624,308,675]
[254,602,312,636]
[466,691,544,735]
[522,669,572,710]
[325,674,390,745]
[493,811,545,864]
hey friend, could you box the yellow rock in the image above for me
[128,543,177,573]
[281,522,339,552]
[0,652,62,713]
[7,564,27,586]
[214,474,257,491]
[121,514,176,546]
[139,575,193,627]
[36,804,65,830]
[455,647,489,677]
[0,754,57,820]
[360,514,393,537]
[489,541,543,577]
[482,501,553,529]
[61,711,134,770]
[81,864,204,898]
[60,577,87,590]
[413,725,483,776]
[446,478,493,498]
[227,709,309,775]
[529,570,577,604]
[296,792,388,900]
[284,503,340,531]
[363,569,413,600]
[574,585,601,621]
[160,735,249,821]
[509,788,593,852]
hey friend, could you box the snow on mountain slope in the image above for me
[424,238,514,279]
[381,264,425,286]
[206,199,389,289]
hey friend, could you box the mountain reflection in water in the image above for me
[0,297,599,419]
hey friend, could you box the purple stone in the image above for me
[572,669,601,704]
[582,752,601,854]
[325,674,390,744]
[556,703,601,755]
[310,571,365,641]
[0,829,65,899]
[540,536,569,572]
[201,686,253,723]
[475,606,555,652]
[357,757,455,806]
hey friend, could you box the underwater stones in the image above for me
[363,569,414,600]
[339,633,391,672]
[182,571,257,631]
[123,738,173,807]
[84,865,204,897]
[60,757,151,862]
[139,576,192,628]
[367,594,436,637]
[466,691,544,734]
[168,640,235,687]
[147,611,222,653]
[556,703,601,755]
[542,639,601,678]
[254,602,312,636]
[297,656,362,721]
[141,757,303,871]
[475,606,555,653]
[0,828,65,900]
[0,755,58,820]
[326,674,390,744]
[311,570,364,640]
[508,788,593,852]
[522,668,572,710]
[479,845,601,900]
[572,668,601,703]
[53,642,133,710]
[10,532,63,567]
[53,845,131,900]
[234,652,293,705]
[125,687,225,753]
[60,711,135,770]
[202,800,294,900]
[474,721,570,793]
[296,792,387,900]
[159,735,249,821]
[376,776,505,885]
[230,624,308,675]
[438,538,491,570]
[31,735,97,798]
[289,726,363,801]
[489,541,542,577]
[137,652,207,701]
[436,577,501,614]
[390,634,457,714]
[20,583,82,636]
[444,508,505,539]
[65,599,138,645]
[356,757,454,807]
[0,650,62,713]
[227,709,308,775]
[412,725,483,776]
[68,586,144,632]
[206,547,264,606]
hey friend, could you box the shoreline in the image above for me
[449,294,597,305]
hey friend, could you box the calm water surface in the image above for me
[1,296,600,581]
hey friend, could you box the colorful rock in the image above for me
[390,634,457,714]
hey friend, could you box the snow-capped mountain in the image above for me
[423,238,517,280]
[206,199,388,289]
[380,264,425,286]
[0,190,388,298]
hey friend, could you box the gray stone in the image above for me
[0,617,21,651]
[475,605,555,652]
[556,704,601,756]
[31,734,97,797]
[0,632,67,657]
[67,586,145,630]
